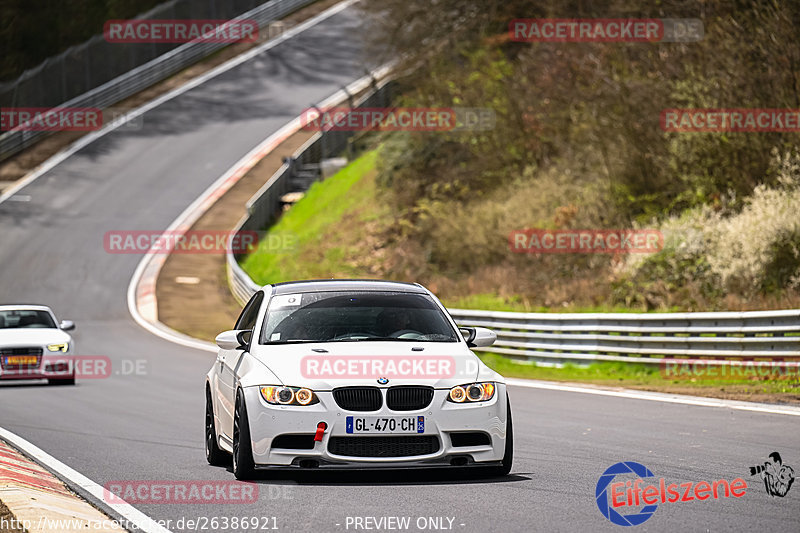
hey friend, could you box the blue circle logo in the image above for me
[595,462,658,526]
[377,377,389,384]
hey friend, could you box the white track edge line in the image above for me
[123,118,302,353]
[0,4,365,533]
[0,426,172,533]
[505,378,800,416]
[125,64,390,352]
[0,0,359,207]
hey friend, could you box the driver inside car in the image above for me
[375,309,414,337]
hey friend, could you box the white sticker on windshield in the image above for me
[270,332,281,341]
[271,294,302,308]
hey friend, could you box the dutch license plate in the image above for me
[4,356,38,366]
[346,416,424,434]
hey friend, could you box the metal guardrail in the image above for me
[229,250,263,307]
[227,76,394,304]
[231,250,800,366]
[0,0,316,161]
[231,250,800,365]
[224,75,800,367]
[449,308,800,365]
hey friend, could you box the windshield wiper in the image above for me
[327,336,444,342]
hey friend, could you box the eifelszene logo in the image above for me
[749,452,795,497]
[596,462,659,526]
[595,461,747,526]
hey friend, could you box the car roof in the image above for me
[0,305,54,313]
[267,279,429,295]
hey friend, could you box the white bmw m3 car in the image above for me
[205,280,512,479]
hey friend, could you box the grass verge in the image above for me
[242,149,388,284]
[441,293,676,313]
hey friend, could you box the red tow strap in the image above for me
[314,422,327,442]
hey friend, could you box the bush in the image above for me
[617,150,800,302]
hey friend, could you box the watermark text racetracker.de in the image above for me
[300,107,495,132]
[509,229,663,254]
[1,107,101,131]
[509,18,703,42]
[301,355,471,380]
[661,108,800,132]
[103,230,296,254]
[102,480,292,504]
[0,356,146,378]
[661,360,800,380]
[1,515,280,532]
[1,107,144,132]
[104,19,258,43]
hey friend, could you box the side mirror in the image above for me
[215,330,251,350]
[237,329,252,348]
[59,320,75,331]
[459,326,496,348]
[459,327,476,345]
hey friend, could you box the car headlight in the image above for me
[47,343,69,353]
[260,386,319,406]
[448,382,495,403]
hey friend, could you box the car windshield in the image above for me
[0,310,56,329]
[259,291,458,344]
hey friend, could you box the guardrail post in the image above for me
[343,85,354,109]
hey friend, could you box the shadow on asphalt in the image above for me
[213,464,531,486]
[0,381,50,387]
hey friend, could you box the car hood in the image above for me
[0,328,71,347]
[249,341,499,390]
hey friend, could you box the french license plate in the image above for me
[4,356,38,366]
[346,416,424,434]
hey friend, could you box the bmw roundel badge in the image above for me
[377,377,389,384]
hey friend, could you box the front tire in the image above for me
[232,390,256,480]
[48,376,75,385]
[485,398,513,477]
[205,388,228,466]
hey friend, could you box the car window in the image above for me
[0,310,57,329]
[259,291,458,344]
[234,291,264,331]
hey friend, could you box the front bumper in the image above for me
[0,353,75,381]
[243,384,508,468]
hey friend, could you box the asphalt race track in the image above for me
[0,3,798,532]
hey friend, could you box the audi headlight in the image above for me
[260,386,319,406]
[47,343,69,353]
[448,382,495,403]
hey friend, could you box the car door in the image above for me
[217,291,264,440]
